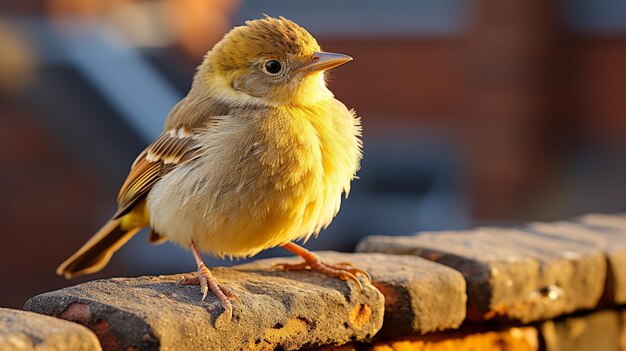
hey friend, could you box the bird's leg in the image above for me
[274,242,371,290]
[178,241,239,319]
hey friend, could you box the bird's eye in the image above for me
[264,60,282,75]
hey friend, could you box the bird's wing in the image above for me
[113,128,202,218]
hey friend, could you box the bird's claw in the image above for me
[341,271,363,290]
[271,261,309,271]
[178,266,239,321]
[349,267,372,284]
[335,261,356,268]
[218,284,242,304]
[274,260,371,291]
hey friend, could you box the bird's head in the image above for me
[194,16,352,107]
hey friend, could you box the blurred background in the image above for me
[1,0,625,308]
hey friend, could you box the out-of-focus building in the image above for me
[0,0,625,308]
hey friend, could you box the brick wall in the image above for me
[2,213,624,350]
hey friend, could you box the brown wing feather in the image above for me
[113,130,201,218]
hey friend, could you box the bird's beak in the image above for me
[300,51,353,75]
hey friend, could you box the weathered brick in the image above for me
[579,213,626,232]
[372,327,538,351]
[240,252,467,337]
[357,227,606,323]
[24,267,384,351]
[0,307,101,351]
[541,310,621,351]
[529,218,626,305]
[318,326,538,351]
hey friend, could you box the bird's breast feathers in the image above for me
[146,99,361,258]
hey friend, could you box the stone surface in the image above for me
[240,251,467,337]
[541,309,621,351]
[357,227,606,323]
[24,266,384,351]
[317,327,538,351]
[529,218,626,305]
[0,307,101,351]
[579,213,626,232]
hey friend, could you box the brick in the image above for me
[368,326,538,351]
[579,213,626,232]
[240,251,467,337]
[315,345,357,351]
[541,310,621,351]
[24,268,384,351]
[314,327,538,351]
[0,307,101,351]
[529,218,626,305]
[357,227,606,323]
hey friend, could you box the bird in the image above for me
[57,16,368,320]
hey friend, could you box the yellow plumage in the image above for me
[147,99,360,258]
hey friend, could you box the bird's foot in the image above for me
[178,264,240,320]
[182,242,240,320]
[274,243,371,290]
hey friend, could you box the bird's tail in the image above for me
[56,217,142,279]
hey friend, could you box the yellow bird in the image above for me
[57,16,367,319]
